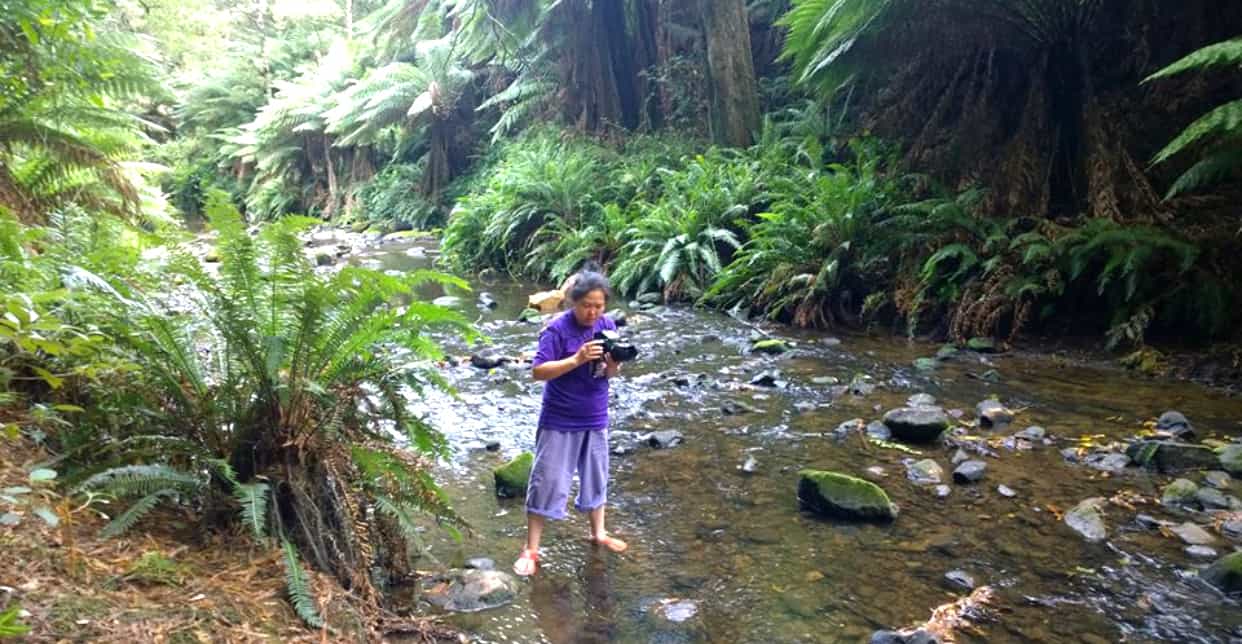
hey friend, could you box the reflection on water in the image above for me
[366,239,1242,643]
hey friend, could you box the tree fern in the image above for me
[282,539,324,628]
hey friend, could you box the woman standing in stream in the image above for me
[513,268,628,576]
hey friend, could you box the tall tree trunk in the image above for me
[698,0,760,147]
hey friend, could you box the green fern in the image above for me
[233,482,271,540]
[282,539,324,628]
[101,490,176,539]
[1145,37,1242,197]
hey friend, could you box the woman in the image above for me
[514,269,628,576]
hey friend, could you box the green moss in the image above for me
[493,452,534,498]
[966,337,996,352]
[913,357,938,371]
[797,470,897,521]
[1161,478,1198,506]
[752,339,791,355]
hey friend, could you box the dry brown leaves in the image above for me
[0,440,457,643]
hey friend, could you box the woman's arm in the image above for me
[533,340,604,381]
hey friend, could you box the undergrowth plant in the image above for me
[67,191,473,625]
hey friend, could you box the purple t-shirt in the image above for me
[533,311,617,432]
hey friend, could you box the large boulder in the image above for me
[1201,552,1242,594]
[797,470,898,521]
[528,290,565,313]
[493,452,533,498]
[421,569,520,612]
[883,407,950,443]
[1127,440,1219,473]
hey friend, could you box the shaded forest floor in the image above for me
[0,440,461,643]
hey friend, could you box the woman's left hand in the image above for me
[603,353,620,377]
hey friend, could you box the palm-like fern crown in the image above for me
[1,0,169,223]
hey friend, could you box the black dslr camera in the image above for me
[594,329,639,362]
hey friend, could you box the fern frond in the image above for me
[101,490,174,538]
[1152,99,1242,165]
[281,539,324,628]
[234,482,270,541]
[1144,37,1242,82]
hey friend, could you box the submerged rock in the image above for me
[607,309,627,327]
[1195,487,1231,510]
[866,421,892,441]
[797,470,898,521]
[1204,471,1232,490]
[1200,551,1242,594]
[907,459,944,485]
[1186,545,1218,560]
[721,400,760,415]
[422,569,519,612]
[470,352,508,369]
[1127,440,1219,473]
[871,629,939,644]
[976,400,1014,427]
[1014,426,1046,442]
[643,430,684,449]
[883,407,950,443]
[953,460,987,484]
[433,295,465,308]
[906,393,937,407]
[749,370,787,388]
[1065,497,1107,542]
[517,307,543,324]
[1219,444,1242,475]
[913,357,938,372]
[477,292,498,309]
[1169,522,1216,546]
[944,570,977,591]
[832,419,866,441]
[1156,410,1194,440]
[493,453,533,498]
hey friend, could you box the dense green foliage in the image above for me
[3,0,1242,635]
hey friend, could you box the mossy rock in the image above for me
[965,337,997,352]
[494,453,533,498]
[1201,551,1242,594]
[203,249,220,263]
[517,308,543,324]
[382,230,426,241]
[1161,478,1198,506]
[935,344,958,360]
[1218,444,1242,476]
[912,357,938,372]
[349,220,371,233]
[797,470,897,521]
[1127,440,1218,473]
[752,339,791,355]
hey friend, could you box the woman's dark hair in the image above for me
[569,270,611,302]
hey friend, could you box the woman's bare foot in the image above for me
[513,549,539,576]
[590,533,628,553]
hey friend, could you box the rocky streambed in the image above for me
[299,229,1242,643]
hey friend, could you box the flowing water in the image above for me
[348,237,1242,643]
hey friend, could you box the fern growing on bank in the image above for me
[69,191,473,623]
[1145,37,1242,198]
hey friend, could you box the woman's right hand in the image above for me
[574,340,605,365]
